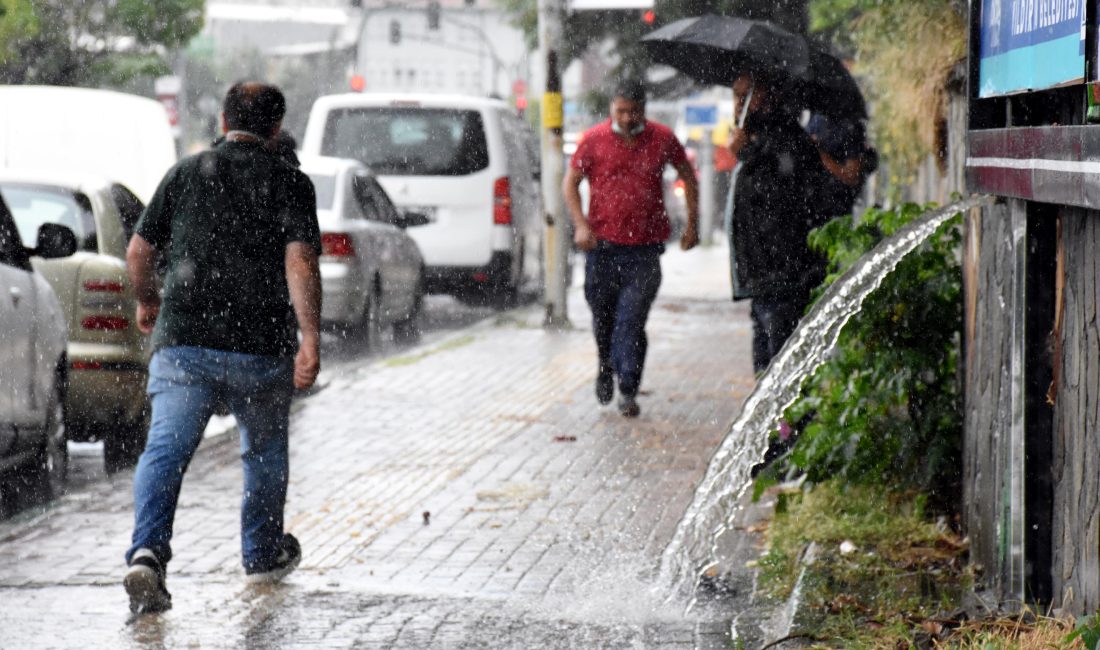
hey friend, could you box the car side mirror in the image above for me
[33,223,77,259]
[397,211,431,229]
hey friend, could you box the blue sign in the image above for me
[979,0,1085,97]
[684,104,718,126]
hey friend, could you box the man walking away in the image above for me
[123,81,322,614]
[563,79,700,418]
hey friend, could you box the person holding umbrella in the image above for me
[563,78,700,418]
[641,15,863,373]
[727,71,845,374]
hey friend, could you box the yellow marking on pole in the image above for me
[543,92,563,129]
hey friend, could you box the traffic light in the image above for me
[427,1,441,30]
[641,9,656,24]
[389,19,401,44]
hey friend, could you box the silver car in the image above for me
[0,189,75,498]
[0,171,150,473]
[300,155,426,343]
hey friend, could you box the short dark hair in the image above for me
[223,82,286,138]
[612,78,647,105]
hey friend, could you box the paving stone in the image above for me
[0,246,759,648]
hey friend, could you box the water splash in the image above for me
[658,195,994,603]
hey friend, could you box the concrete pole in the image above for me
[538,0,569,327]
[698,132,715,246]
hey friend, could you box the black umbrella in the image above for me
[799,47,867,118]
[641,15,866,119]
[640,15,810,86]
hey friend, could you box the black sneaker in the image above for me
[618,394,640,418]
[245,533,301,584]
[124,548,172,614]
[595,363,614,405]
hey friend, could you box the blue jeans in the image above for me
[584,243,663,397]
[126,346,294,571]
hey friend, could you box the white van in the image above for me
[301,93,541,305]
[0,86,177,203]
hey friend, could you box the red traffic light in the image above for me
[642,9,655,24]
[350,74,366,92]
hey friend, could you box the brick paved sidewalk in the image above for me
[0,244,758,649]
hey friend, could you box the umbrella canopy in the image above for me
[799,47,867,118]
[640,15,810,86]
[641,15,866,119]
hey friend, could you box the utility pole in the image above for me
[538,0,569,327]
[698,132,715,245]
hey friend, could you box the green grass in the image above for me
[757,481,971,648]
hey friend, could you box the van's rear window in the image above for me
[321,107,489,176]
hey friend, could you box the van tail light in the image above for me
[83,280,125,292]
[82,315,130,331]
[493,177,512,225]
[321,232,356,257]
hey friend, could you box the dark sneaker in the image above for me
[245,533,301,584]
[124,548,172,614]
[618,394,640,418]
[595,363,614,405]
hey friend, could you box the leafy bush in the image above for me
[767,203,964,502]
[1068,613,1100,650]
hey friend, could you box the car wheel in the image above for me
[18,379,68,501]
[489,243,522,309]
[104,402,149,474]
[489,279,519,309]
[392,273,423,345]
[359,282,383,348]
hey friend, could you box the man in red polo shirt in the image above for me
[563,79,700,417]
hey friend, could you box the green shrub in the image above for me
[766,203,964,503]
[1068,612,1100,649]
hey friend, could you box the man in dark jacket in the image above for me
[727,72,843,374]
[123,81,321,614]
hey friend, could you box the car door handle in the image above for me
[9,286,21,307]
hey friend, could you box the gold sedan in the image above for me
[0,171,150,473]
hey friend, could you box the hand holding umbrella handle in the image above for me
[735,82,755,129]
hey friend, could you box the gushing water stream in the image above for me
[658,196,994,604]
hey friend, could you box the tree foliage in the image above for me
[0,0,204,86]
[807,0,967,178]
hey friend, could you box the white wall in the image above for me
[358,7,529,98]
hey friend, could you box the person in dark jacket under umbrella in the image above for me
[726,71,846,375]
